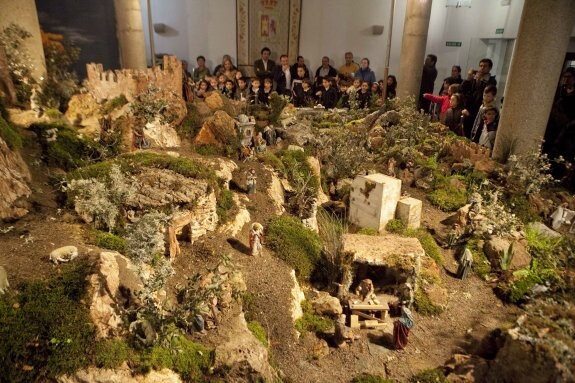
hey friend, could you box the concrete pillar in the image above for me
[0,0,46,83]
[113,0,147,70]
[396,0,433,100]
[492,0,575,161]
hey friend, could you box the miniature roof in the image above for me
[342,233,423,272]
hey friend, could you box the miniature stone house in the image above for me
[349,173,401,232]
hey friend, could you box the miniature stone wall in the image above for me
[349,174,401,232]
[86,55,183,102]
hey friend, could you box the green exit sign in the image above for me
[496,28,504,34]
[446,41,462,47]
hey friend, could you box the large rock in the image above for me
[483,237,531,270]
[58,364,181,383]
[194,110,236,148]
[0,136,31,221]
[306,156,329,204]
[88,252,143,338]
[197,157,238,189]
[127,167,218,232]
[143,120,181,148]
[214,313,277,382]
[65,93,101,134]
[276,122,317,146]
[218,194,250,237]
[310,291,342,316]
[204,91,224,110]
[289,270,305,323]
[266,168,286,215]
[445,354,490,382]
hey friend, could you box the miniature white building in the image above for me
[349,173,401,232]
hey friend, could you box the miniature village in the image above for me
[1,18,575,383]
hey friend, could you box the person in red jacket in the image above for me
[423,83,460,123]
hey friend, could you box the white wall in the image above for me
[140,0,236,71]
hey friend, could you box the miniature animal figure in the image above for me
[0,266,9,295]
[50,245,79,265]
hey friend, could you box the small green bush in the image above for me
[247,320,268,347]
[385,219,405,234]
[95,339,132,369]
[0,262,95,381]
[258,152,286,176]
[467,239,491,279]
[92,230,127,253]
[427,174,467,212]
[195,144,219,156]
[295,301,333,334]
[0,116,22,150]
[139,335,212,381]
[266,215,322,282]
[357,227,380,236]
[101,94,128,115]
[406,229,444,265]
[280,150,320,195]
[216,188,235,223]
[409,368,447,383]
[178,103,203,138]
[352,373,394,383]
[414,288,443,316]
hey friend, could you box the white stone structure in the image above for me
[396,197,422,229]
[349,173,401,232]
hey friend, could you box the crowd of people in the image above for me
[182,47,574,156]
[183,48,398,112]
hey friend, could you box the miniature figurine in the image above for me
[263,125,276,146]
[398,282,414,308]
[249,222,264,256]
[457,248,473,280]
[246,169,257,194]
[446,223,462,248]
[387,157,397,178]
[239,145,254,162]
[254,132,267,154]
[354,278,380,304]
[393,305,414,350]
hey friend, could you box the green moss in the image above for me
[195,144,219,156]
[295,301,333,334]
[0,116,22,150]
[30,122,104,170]
[247,320,268,347]
[427,173,468,212]
[467,239,491,279]
[92,230,127,253]
[406,229,444,265]
[216,188,235,223]
[409,368,447,383]
[178,102,203,138]
[357,228,380,236]
[138,335,212,381]
[94,339,132,369]
[101,94,128,115]
[266,215,322,282]
[414,287,444,316]
[45,108,65,120]
[352,373,394,383]
[385,219,406,234]
[0,261,95,381]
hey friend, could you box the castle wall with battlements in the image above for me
[86,55,182,102]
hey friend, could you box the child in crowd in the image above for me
[195,80,209,99]
[337,79,351,108]
[259,77,273,105]
[235,77,249,101]
[223,79,235,99]
[301,79,314,107]
[347,78,361,94]
[444,93,465,135]
[386,75,397,99]
[423,83,460,123]
[357,81,372,109]
[477,106,499,150]
[217,74,227,92]
[466,85,498,143]
[249,78,261,104]
[317,77,338,109]
[209,76,219,92]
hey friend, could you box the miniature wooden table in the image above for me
[348,299,390,329]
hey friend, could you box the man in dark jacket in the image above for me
[314,56,337,91]
[460,58,497,138]
[254,47,275,82]
[419,54,438,112]
[273,54,292,96]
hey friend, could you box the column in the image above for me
[492,0,575,161]
[113,0,147,70]
[0,0,47,83]
[396,0,433,100]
